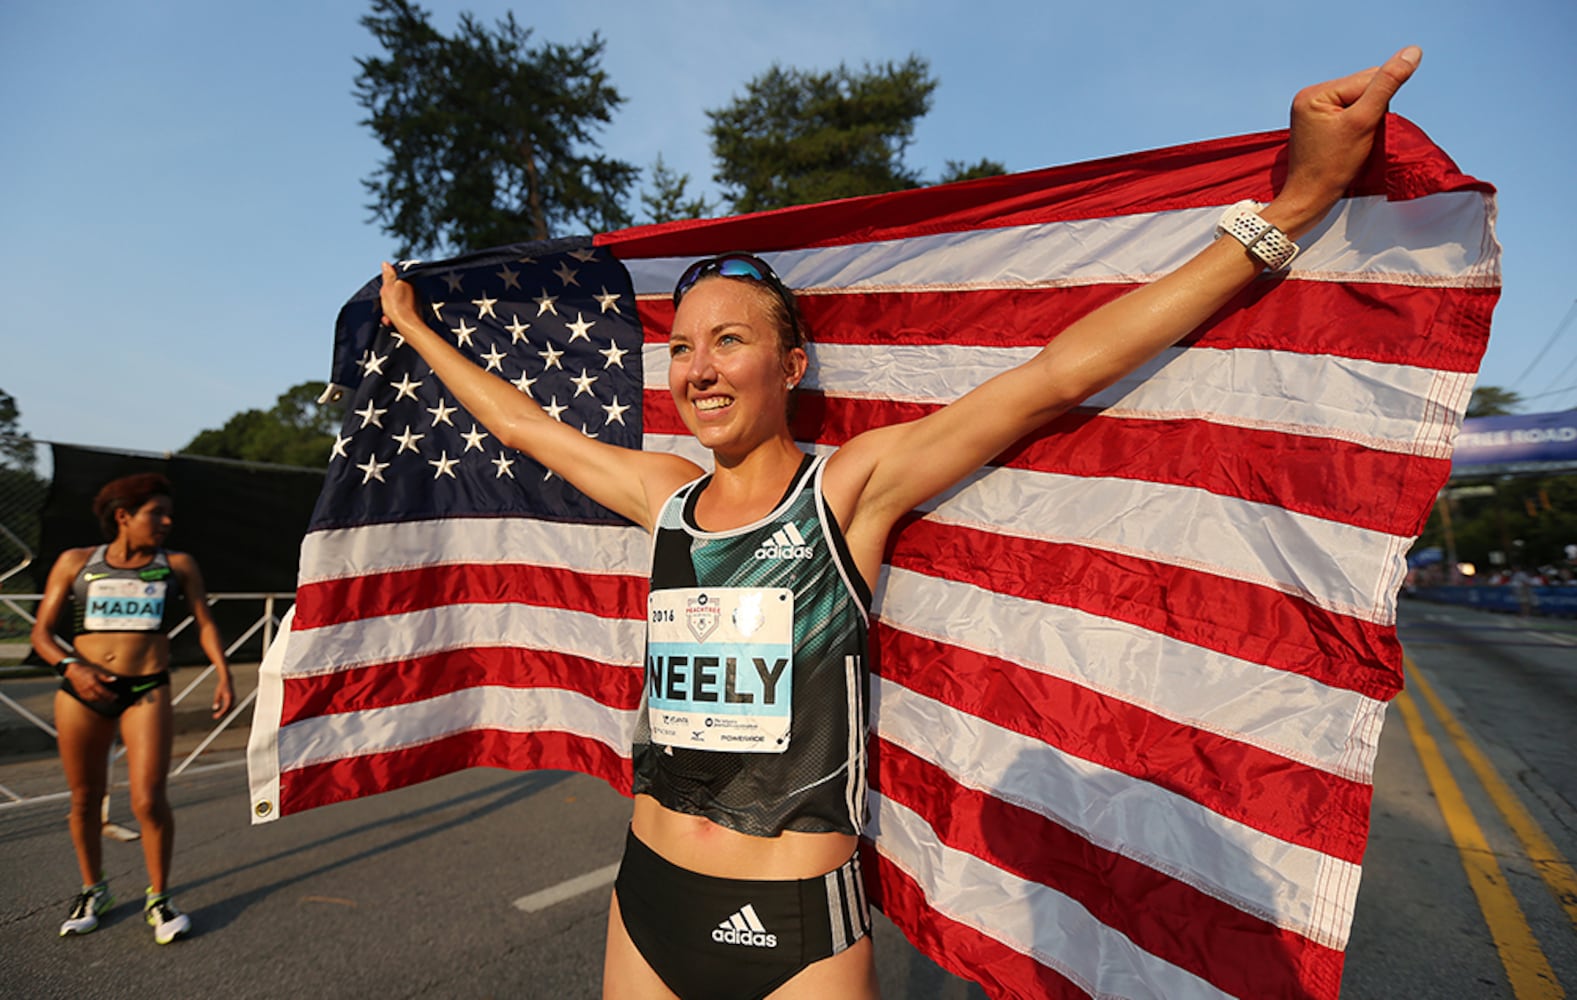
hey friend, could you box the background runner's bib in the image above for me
[70,546,187,635]
[83,577,169,631]
[646,587,794,753]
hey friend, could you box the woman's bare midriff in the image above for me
[73,632,171,678]
[631,794,857,880]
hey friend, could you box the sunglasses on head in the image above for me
[671,253,803,345]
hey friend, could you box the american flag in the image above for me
[247,115,1498,1000]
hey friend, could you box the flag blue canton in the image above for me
[316,240,645,530]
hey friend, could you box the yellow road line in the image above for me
[1408,654,1577,933]
[1394,687,1564,998]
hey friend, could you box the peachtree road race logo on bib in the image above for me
[686,593,720,643]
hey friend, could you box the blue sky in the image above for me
[3,1,1573,455]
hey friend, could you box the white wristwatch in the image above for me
[1216,200,1300,271]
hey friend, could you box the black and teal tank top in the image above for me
[70,545,187,635]
[632,452,873,837]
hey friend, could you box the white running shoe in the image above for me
[59,883,114,936]
[144,894,191,945]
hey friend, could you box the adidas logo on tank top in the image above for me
[712,904,778,948]
[754,523,812,561]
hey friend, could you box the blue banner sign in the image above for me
[1454,411,1577,470]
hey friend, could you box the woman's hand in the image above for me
[1269,46,1422,238]
[211,674,235,718]
[379,261,423,329]
[62,661,115,703]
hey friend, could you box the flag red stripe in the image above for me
[996,413,1450,538]
[293,562,645,630]
[873,628,1373,863]
[598,116,1487,260]
[276,729,632,816]
[863,842,1094,1000]
[887,520,1402,700]
[873,740,1348,1000]
[278,646,643,726]
[640,282,1493,374]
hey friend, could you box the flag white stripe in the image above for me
[913,465,1409,623]
[869,792,1237,1000]
[874,681,1361,946]
[876,567,1386,777]
[624,193,1495,297]
[282,603,644,676]
[298,517,647,584]
[245,605,293,817]
[275,685,636,773]
[644,342,1471,459]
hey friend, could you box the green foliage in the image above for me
[1467,385,1523,417]
[706,57,940,213]
[640,155,717,224]
[356,0,638,255]
[940,158,1008,184]
[1416,474,1577,572]
[0,388,38,472]
[181,381,344,469]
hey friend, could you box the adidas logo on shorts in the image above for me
[712,903,778,948]
[754,524,812,561]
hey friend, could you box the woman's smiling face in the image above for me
[667,277,807,457]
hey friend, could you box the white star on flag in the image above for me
[461,425,489,452]
[593,287,621,314]
[428,452,459,479]
[355,454,389,484]
[602,397,629,426]
[599,341,627,369]
[355,401,387,429]
[393,426,424,454]
[427,398,457,427]
[391,373,423,401]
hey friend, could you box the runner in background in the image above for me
[31,473,234,944]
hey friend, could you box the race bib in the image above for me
[646,587,793,753]
[84,578,167,632]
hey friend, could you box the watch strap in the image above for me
[1217,200,1300,271]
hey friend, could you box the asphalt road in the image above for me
[1,598,1574,999]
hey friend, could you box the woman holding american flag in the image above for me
[377,45,1420,1000]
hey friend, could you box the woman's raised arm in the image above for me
[831,47,1422,553]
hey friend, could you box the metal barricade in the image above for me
[0,591,291,814]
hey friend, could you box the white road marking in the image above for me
[513,862,620,913]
